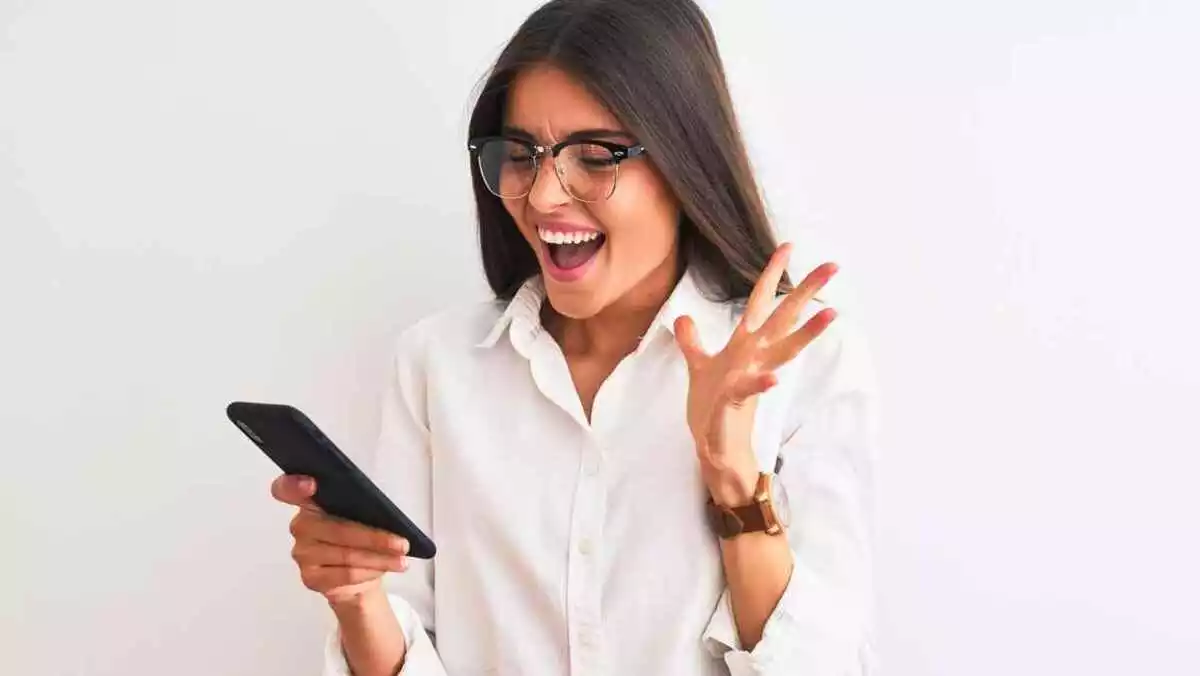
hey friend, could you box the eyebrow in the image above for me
[501,125,636,144]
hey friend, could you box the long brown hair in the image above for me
[467,0,788,301]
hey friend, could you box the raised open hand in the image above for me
[674,243,839,504]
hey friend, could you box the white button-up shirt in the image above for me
[323,268,880,676]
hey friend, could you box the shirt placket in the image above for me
[566,431,607,676]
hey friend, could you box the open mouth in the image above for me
[538,226,607,279]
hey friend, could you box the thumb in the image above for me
[673,315,707,368]
[271,474,319,510]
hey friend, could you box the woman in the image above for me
[272,0,878,674]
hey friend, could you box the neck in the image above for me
[544,255,682,358]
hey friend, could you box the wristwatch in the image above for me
[706,458,791,539]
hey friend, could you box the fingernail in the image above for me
[298,477,315,492]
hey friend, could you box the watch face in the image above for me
[774,478,792,528]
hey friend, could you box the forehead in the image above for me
[504,65,624,142]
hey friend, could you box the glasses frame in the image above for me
[467,136,648,203]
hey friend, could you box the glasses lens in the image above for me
[559,142,619,202]
[477,139,536,198]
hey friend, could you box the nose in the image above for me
[526,151,571,212]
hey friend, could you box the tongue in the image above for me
[550,237,604,269]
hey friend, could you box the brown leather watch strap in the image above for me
[707,499,768,539]
[705,472,786,539]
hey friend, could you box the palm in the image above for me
[675,243,839,470]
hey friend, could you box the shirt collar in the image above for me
[476,267,736,353]
[476,275,546,350]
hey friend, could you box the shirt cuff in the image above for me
[321,593,446,676]
[701,554,870,675]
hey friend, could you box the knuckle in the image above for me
[291,512,319,539]
[298,566,321,591]
[288,513,304,538]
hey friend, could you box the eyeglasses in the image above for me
[467,136,648,203]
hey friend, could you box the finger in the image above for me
[292,541,407,572]
[758,262,838,340]
[725,371,778,406]
[271,474,318,509]
[761,307,838,371]
[300,565,389,593]
[291,514,409,556]
[673,315,708,368]
[742,243,793,333]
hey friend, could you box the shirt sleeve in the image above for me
[321,321,448,676]
[321,594,446,676]
[701,313,881,676]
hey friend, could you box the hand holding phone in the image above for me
[227,401,436,559]
[229,401,436,608]
[270,473,413,606]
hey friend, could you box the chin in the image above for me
[543,284,608,320]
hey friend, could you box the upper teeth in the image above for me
[538,228,602,245]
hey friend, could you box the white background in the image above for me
[2,1,1198,674]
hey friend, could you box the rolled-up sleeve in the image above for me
[322,593,446,675]
[321,321,448,675]
[702,315,881,675]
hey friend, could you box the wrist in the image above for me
[327,580,409,673]
[327,581,386,617]
[702,463,760,507]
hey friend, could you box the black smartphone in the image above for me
[226,401,436,559]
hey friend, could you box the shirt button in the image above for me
[578,624,597,648]
[579,538,594,556]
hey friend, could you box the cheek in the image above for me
[605,170,679,247]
